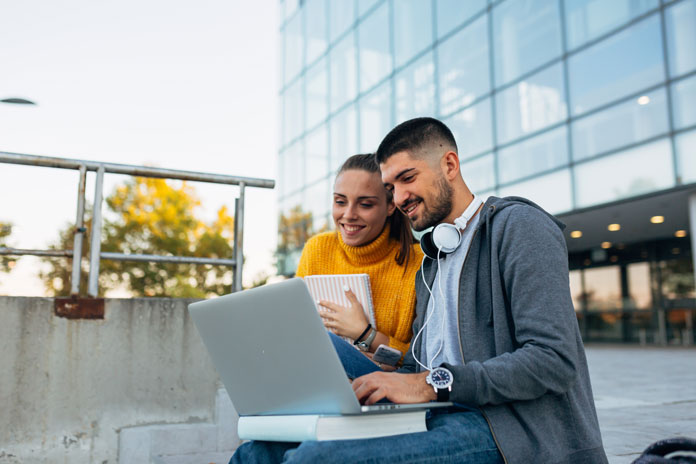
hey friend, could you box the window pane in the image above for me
[575,138,674,207]
[395,52,435,123]
[627,262,652,309]
[358,1,391,93]
[444,98,493,160]
[437,15,490,115]
[330,105,358,171]
[498,126,569,184]
[568,15,664,116]
[330,31,357,113]
[672,75,696,130]
[461,153,495,193]
[305,58,328,130]
[306,127,329,184]
[572,87,669,161]
[305,0,328,65]
[583,266,622,311]
[329,1,356,44]
[283,78,304,145]
[569,270,583,312]
[498,168,573,214]
[436,0,487,38]
[676,129,696,184]
[394,0,433,68]
[563,0,659,50]
[493,0,563,87]
[495,63,568,145]
[284,13,304,85]
[358,0,381,17]
[665,0,696,77]
[283,140,305,195]
[359,80,392,153]
[305,178,331,221]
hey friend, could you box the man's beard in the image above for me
[411,175,453,232]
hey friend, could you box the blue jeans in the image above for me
[230,408,503,463]
[229,332,503,463]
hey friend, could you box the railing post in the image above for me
[87,166,105,297]
[70,165,87,296]
[234,182,246,292]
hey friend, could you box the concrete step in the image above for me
[119,387,240,464]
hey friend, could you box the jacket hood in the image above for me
[479,195,566,232]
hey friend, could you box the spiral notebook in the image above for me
[303,274,375,341]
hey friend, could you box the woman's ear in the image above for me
[387,199,397,217]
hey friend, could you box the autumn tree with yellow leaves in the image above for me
[41,177,235,297]
[0,222,16,273]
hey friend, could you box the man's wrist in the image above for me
[419,371,438,401]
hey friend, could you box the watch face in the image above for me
[429,367,453,388]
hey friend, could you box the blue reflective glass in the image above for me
[575,138,674,207]
[284,0,300,21]
[436,0,486,38]
[306,177,331,219]
[394,0,433,68]
[330,105,358,171]
[461,153,495,193]
[306,126,329,184]
[359,80,393,153]
[672,75,696,130]
[305,58,329,130]
[665,0,696,77]
[358,0,381,17]
[492,0,562,87]
[330,31,358,112]
[563,0,659,50]
[676,129,696,184]
[283,140,306,195]
[572,87,669,161]
[498,169,573,214]
[330,1,356,44]
[498,126,569,184]
[437,15,490,116]
[283,78,304,145]
[444,98,493,160]
[495,63,567,145]
[358,1,391,93]
[305,0,328,65]
[284,13,304,85]
[568,15,664,116]
[395,52,435,123]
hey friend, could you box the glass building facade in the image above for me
[277,0,696,344]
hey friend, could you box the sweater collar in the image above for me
[337,223,396,266]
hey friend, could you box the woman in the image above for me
[295,154,423,376]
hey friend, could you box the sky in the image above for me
[0,0,279,295]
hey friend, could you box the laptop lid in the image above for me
[188,278,364,416]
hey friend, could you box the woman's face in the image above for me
[332,169,396,247]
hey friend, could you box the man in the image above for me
[232,117,607,463]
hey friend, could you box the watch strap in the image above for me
[436,386,450,402]
[357,327,377,351]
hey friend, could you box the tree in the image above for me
[0,222,17,273]
[275,205,331,276]
[41,177,236,297]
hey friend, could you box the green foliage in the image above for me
[0,222,16,273]
[41,177,235,297]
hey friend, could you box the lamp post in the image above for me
[0,98,37,105]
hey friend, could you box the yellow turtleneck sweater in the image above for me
[295,225,423,355]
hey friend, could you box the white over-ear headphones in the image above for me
[420,195,483,259]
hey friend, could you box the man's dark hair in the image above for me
[375,117,458,164]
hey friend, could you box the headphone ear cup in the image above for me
[432,224,462,254]
[420,230,439,260]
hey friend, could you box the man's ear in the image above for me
[441,151,461,180]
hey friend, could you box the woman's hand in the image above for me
[318,287,369,340]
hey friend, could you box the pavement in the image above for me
[585,345,696,463]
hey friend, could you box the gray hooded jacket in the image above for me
[400,196,608,464]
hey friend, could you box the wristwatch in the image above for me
[356,327,377,352]
[426,366,453,402]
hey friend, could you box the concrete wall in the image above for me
[0,297,223,464]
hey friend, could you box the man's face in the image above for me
[380,151,453,231]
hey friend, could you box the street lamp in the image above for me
[1,98,37,105]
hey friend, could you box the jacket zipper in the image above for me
[455,211,509,464]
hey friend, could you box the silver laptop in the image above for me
[188,278,452,416]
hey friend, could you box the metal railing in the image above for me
[0,151,275,296]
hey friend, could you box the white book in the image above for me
[303,274,376,342]
[237,410,426,442]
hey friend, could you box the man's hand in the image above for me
[318,287,369,340]
[352,371,437,405]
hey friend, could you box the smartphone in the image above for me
[372,344,402,366]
